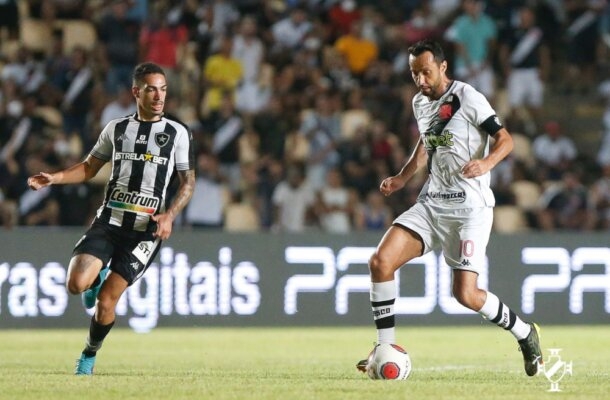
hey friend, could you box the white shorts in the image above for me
[507,68,544,108]
[393,202,493,274]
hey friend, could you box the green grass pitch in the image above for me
[0,326,607,400]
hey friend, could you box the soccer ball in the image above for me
[366,343,412,380]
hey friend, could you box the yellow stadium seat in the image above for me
[224,202,260,232]
[510,180,542,211]
[59,19,97,53]
[493,205,529,233]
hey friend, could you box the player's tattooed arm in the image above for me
[167,169,195,220]
[152,169,195,239]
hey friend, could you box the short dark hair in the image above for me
[132,62,166,87]
[407,39,446,64]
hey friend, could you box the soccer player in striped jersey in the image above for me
[356,40,543,377]
[27,62,195,375]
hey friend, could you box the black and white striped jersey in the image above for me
[90,113,194,232]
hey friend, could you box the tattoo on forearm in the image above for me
[168,170,195,217]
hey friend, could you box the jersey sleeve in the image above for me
[90,122,114,161]
[460,85,503,135]
[175,126,195,171]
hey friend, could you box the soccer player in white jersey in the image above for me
[356,40,542,377]
[27,63,195,375]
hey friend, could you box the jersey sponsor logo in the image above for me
[424,94,460,151]
[115,151,168,165]
[155,132,170,147]
[107,189,159,215]
[427,191,466,203]
[424,129,454,149]
[135,134,148,144]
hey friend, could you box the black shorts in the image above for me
[73,221,162,285]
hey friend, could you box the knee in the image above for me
[66,275,90,295]
[369,252,395,281]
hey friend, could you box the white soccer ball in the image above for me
[366,343,412,380]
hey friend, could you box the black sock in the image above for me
[83,316,115,356]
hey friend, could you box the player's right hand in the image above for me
[27,172,53,190]
[379,176,406,197]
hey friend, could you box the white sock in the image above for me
[371,280,396,344]
[478,291,531,340]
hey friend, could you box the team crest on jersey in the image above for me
[155,132,170,147]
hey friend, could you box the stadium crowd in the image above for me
[1,0,610,232]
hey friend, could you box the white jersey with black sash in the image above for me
[412,80,503,210]
[90,113,194,232]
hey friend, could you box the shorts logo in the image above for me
[428,191,466,203]
[155,132,170,148]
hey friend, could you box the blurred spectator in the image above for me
[536,171,596,231]
[402,0,443,44]
[0,0,19,40]
[17,155,58,226]
[532,120,578,181]
[445,0,498,100]
[314,167,358,233]
[27,0,90,21]
[271,6,312,55]
[485,0,517,50]
[589,162,610,229]
[334,20,379,79]
[201,36,243,117]
[184,153,229,229]
[97,0,141,95]
[499,5,551,137]
[59,46,94,150]
[207,94,244,194]
[201,0,240,50]
[0,94,47,197]
[272,161,315,232]
[322,48,357,93]
[232,16,270,115]
[369,119,395,162]
[563,0,603,94]
[597,78,610,166]
[359,5,386,45]
[429,0,461,25]
[256,157,284,229]
[139,3,189,97]
[354,190,393,231]
[44,29,72,94]
[1,46,46,95]
[252,95,292,162]
[338,125,375,197]
[327,0,362,41]
[299,92,342,190]
[99,85,136,128]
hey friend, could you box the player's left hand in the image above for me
[151,213,173,240]
[461,160,491,178]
